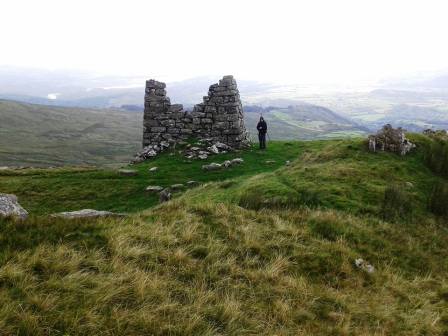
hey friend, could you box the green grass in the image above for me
[0,141,302,215]
[1,135,448,335]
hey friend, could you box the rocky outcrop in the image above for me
[138,75,250,162]
[368,124,415,156]
[0,194,28,220]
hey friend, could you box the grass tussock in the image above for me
[0,199,447,335]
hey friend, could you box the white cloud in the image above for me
[1,0,448,84]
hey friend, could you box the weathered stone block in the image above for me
[151,127,166,132]
[146,79,166,89]
[169,104,183,112]
[155,88,166,96]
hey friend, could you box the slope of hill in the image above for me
[0,137,447,335]
[0,100,142,167]
[245,104,367,140]
[0,100,367,167]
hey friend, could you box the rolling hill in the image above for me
[0,99,142,167]
[0,100,366,167]
[245,104,367,140]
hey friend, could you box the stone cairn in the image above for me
[134,75,250,162]
[368,124,415,156]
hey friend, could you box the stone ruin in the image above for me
[135,75,250,162]
[368,124,415,156]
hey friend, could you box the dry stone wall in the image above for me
[143,75,249,150]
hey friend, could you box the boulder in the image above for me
[51,209,125,219]
[118,169,138,176]
[198,154,208,160]
[231,158,244,165]
[0,194,28,220]
[148,167,158,172]
[146,186,164,193]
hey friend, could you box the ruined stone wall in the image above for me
[143,75,249,149]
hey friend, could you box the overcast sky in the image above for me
[1,0,448,85]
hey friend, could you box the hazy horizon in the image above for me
[2,0,448,86]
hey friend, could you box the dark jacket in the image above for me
[257,120,267,135]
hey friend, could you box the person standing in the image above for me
[257,116,268,149]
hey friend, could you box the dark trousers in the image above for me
[258,133,266,149]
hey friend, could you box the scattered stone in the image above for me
[0,167,9,170]
[354,258,375,273]
[148,167,158,172]
[187,180,199,187]
[198,154,208,160]
[265,160,276,164]
[159,189,171,203]
[231,158,244,165]
[207,145,219,154]
[368,124,415,156]
[285,160,291,166]
[51,209,125,219]
[170,184,185,191]
[0,194,28,220]
[146,185,164,193]
[215,142,231,151]
[118,169,138,176]
[202,163,222,171]
[222,160,232,168]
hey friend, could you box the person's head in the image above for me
[260,116,264,122]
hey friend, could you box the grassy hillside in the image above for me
[0,100,142,167]
[0,100,367,168]
[0,137,447,335]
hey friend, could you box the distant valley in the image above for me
[0,98,366,167]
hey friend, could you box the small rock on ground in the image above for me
[354,258,375,273]
[118,169,138,176]
[148,167,158,172]
[146,186,164,192]
[51,209,125,219]
[171,184,185,191]
[202,163,222,171]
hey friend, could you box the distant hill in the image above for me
[0,99,142,167]
[0,99,366,167]
[244,103,367,140]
